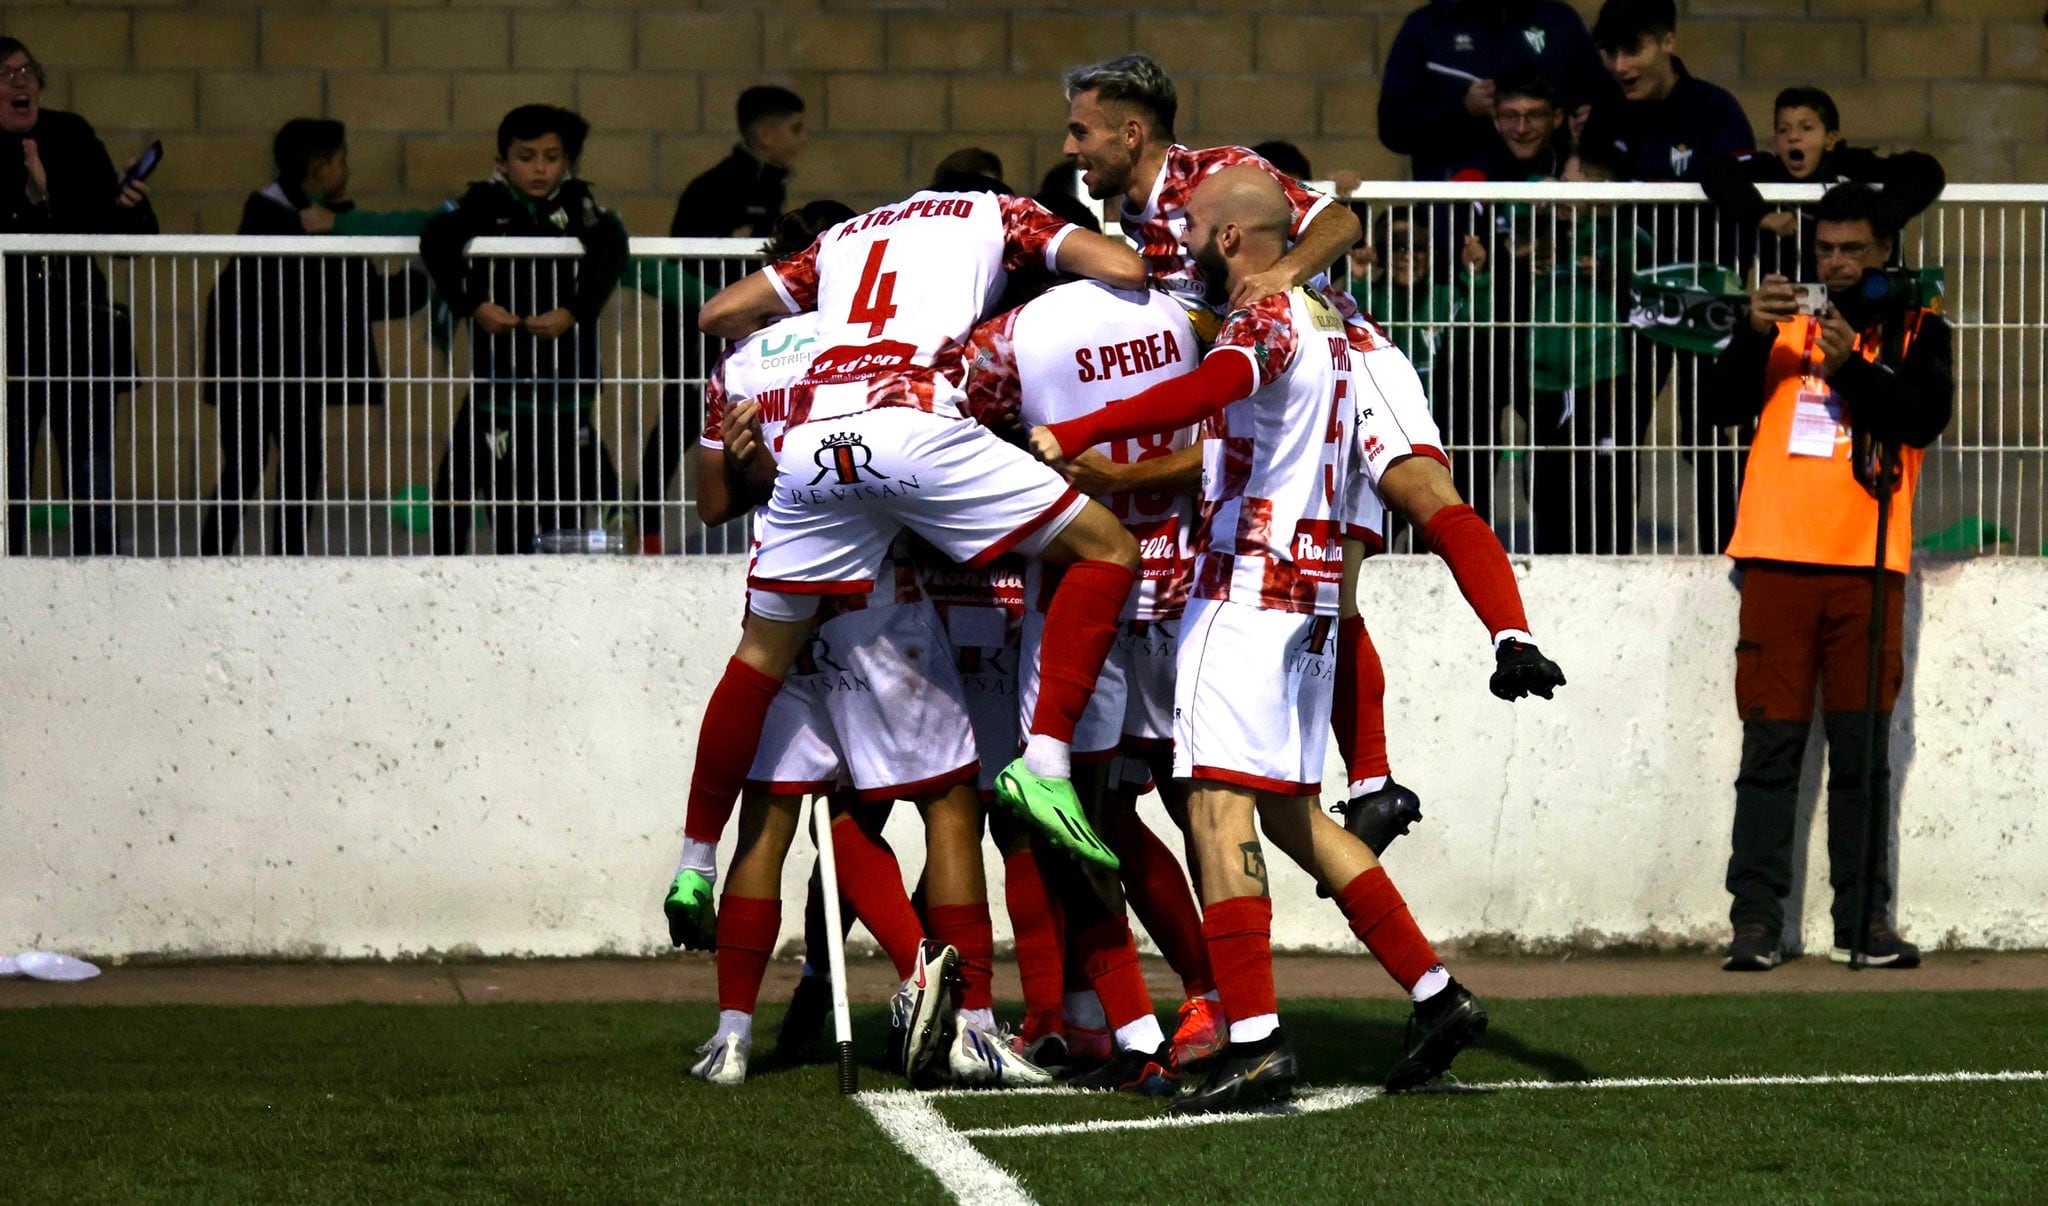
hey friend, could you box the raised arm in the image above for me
[698,269,796,339]
[1053,226,1147,291]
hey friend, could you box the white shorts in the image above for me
[940,604,1022,794]
[749,409,1087,619]
[1344,342,1448,550]
[746,601,979,802]
[1171,596,1337,797]
[1018,607,1129,760]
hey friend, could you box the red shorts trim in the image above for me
[967,486,1083,567]
[853,760,980,804]
[745,777,841,798]
[1412,445,1451,470]
[1342,525,1387,557]
[1189,764,1317,797]
[747,576,876,596]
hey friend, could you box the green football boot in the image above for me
[993,759,1119,870]
[665,869,717,950]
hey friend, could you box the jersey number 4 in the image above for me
[848,240,900,338]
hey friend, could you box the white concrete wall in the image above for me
[3,556,2044,960]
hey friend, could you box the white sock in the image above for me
[1491,628,1534,652]
[1227,1012,1279,1044]
[714,1008,752,1048]
[1023,733,1072,780]
[677,838,718,880]
[958,1006,995,1033]
[1349,774,1390,797]
[1063,990,1107,1030]
[1412,965,1451,1003]
[1115,1014,1166,1054]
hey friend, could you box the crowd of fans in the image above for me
[0,0,1948,556]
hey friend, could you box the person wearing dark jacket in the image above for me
[1578,0,1754,553]
[639,86,808,551]
[1707,183,1952,974]
[421,105,630,555]
[201,119,428,555]
[1378,0,1613,181]
[1701,87,1946,281]
[0,36,157,555]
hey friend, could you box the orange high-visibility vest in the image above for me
[1725,310,1927,573]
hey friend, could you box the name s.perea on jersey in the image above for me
[1076,328,1186,383]
[836,196,979,238]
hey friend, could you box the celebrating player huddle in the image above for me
[667,53,1566,1115]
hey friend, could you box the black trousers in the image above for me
[1628,339,1744,554]
[1525,376,1634,554]
[5,378,118,555]
[431,400,621,555]
[200,386,324,556]
[1727,712,1895,943]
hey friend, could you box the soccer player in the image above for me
[962,279,1223,1086]
[677,252,1040,1088]
[1032,168,1491,1113]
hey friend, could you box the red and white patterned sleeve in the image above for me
[961,308,1024,429]
[699,356,732,449]
[1209,145,1334,240]
[997,194,1077,274]
[1208,294,1300,388]
[765,232,824,314]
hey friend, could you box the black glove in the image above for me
[1490,638,1565,701]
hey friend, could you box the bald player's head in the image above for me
[1185,165,1291,307]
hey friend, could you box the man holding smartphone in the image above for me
[1705,183,1954,973]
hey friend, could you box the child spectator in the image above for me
[1701,87,1946,279]
[201,118,428,555]
[1580,0,1752,185]
[421,104,629,555]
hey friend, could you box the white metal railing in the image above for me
[1,187,2041,559]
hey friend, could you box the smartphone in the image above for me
[1792,283,1828,315]
[117,140,164,191]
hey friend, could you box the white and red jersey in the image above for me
[963,281,1199,620]
[766,190,1075,427]
[702,312,921,610]
[1193,286,1354,617]
[1120,145,1333,309]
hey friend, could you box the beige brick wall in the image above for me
[0,0,2038,233]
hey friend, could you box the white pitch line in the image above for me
[854,1090,1035,1206]
[956,1085,1379,1139]
[861,1070,2048,1206]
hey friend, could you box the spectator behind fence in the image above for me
[421,105,629,555]
[1378,0,1611,181]
[1475,67,1570,182]
[1701,87,1947,281]
[1709,183,1952,974]
[640,85,808,552]
[200,119,429,555]
[0,36,157,556]
[1579,0,1753,553]
[1033,160,1101,233]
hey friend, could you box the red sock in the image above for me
[1332,614,1392,783]
[1106,809,1214,997]
[1072,916,1155,1031]
[1335,868,1441,991]
[684,659,784,842]
[832,814,923,979]
[1028,559,1137,741]
[1422,504,1531,641]
[714,894,782,1014]
[1003,848,1067,1036]
[927,902,995,1011]
[1202,896,1277,1025]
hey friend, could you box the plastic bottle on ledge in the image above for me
[534,528,629,554]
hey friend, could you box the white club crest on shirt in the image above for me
[1670,143,1694,177]
[1453,33,1474,52]
[1523,26,1546,53]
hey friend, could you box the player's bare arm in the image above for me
[1230,203,1362,308]
[1062,444,1201,496]
[699,271,795,339]
[695,400,776,527]
[1055,227,1147,291]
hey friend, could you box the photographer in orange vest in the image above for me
[1707,182,1953,974]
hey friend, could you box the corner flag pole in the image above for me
[809,794,858,1092]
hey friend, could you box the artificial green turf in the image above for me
[4,992,2046,1204]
